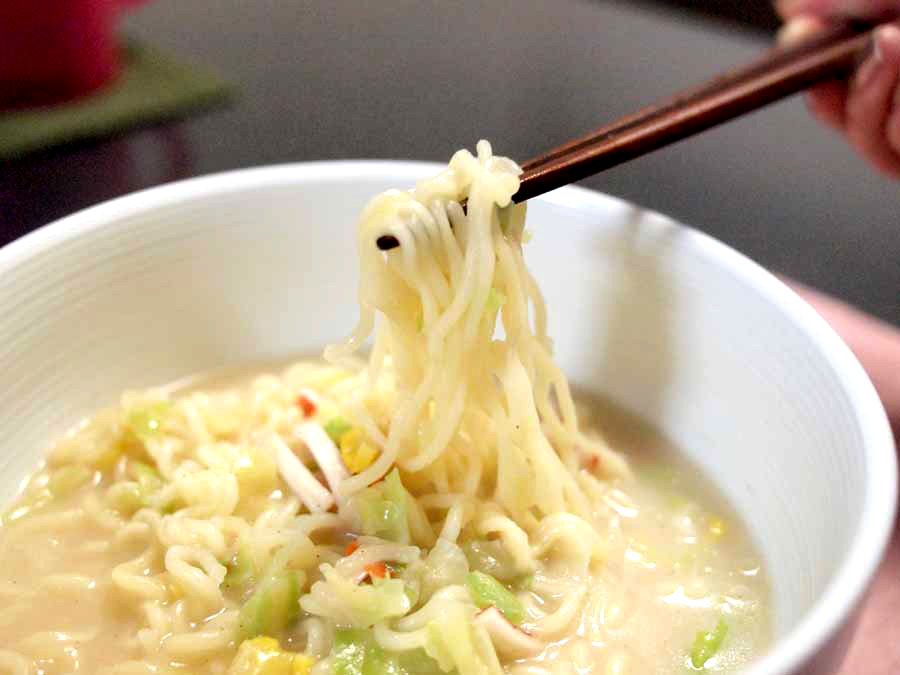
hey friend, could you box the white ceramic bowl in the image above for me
[0,162,894,674]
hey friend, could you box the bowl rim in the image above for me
[0,160,895,675]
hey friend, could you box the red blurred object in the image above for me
[296,393,317,418]
[0,0,149,109]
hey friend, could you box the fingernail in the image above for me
[855,54,882,90]
[875,25,900,62]
[777,17,819,45]
[854,32,888,90]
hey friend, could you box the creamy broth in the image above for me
[0,361,769,675]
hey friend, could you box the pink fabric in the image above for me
[0,0,149,109]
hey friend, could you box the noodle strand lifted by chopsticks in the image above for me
[325,141,626,520]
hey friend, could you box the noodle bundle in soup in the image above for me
[0,143,769,675]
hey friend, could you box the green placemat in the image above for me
[0,39,234,162]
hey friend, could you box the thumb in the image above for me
[777,0,900,20]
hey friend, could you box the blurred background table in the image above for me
[1,0,897,328]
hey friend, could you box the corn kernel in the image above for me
[234,448,278,495]
[293,653,314,675]
[340,430,379,474]
[708,516,727,538]
[247,637,280,650]
[229,637,296,675]
[340,428,362,449]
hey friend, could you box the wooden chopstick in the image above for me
[374,20,885,251]
[513,21,880,203]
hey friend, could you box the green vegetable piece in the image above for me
[382,470,410,537]
[362,640,402,675]
[332,629,443,675]
[237,545,303,641]
[237,581,273,641]
[356,495,402,539]
[382,470,404,502]
[225,543,257,591]
[324,417,353,444]
[465,571,525,624]
[237,571,301,641]
[333,629,368,675]
[395,649,446,675]
[690,618,729,669]
[127,402,171,440]
[269,572,300,635]
[47,466,92,498]
[354,469,411,544]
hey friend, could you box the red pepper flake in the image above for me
[365,561,387,580]
[297,392,317,418]
[345,540,360,556]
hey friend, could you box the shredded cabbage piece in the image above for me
[237,547,306,641]
[332,628,446,675]
[690,618,729,669]
[225,541,257,591]
[420,539,469,601]
[351,469,412,543]
[423,603,503,675]
[300,563,411,628]
[324,417,354,444]
[465,572,525,625]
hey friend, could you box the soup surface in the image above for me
[0,360,769,675]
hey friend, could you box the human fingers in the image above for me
[881,26,900,163]
[777,15,851,130]
[844,24,900,177]
[808,81,851,129]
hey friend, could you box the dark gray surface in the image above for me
[1,0,897,323]
[629,0,781,31]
